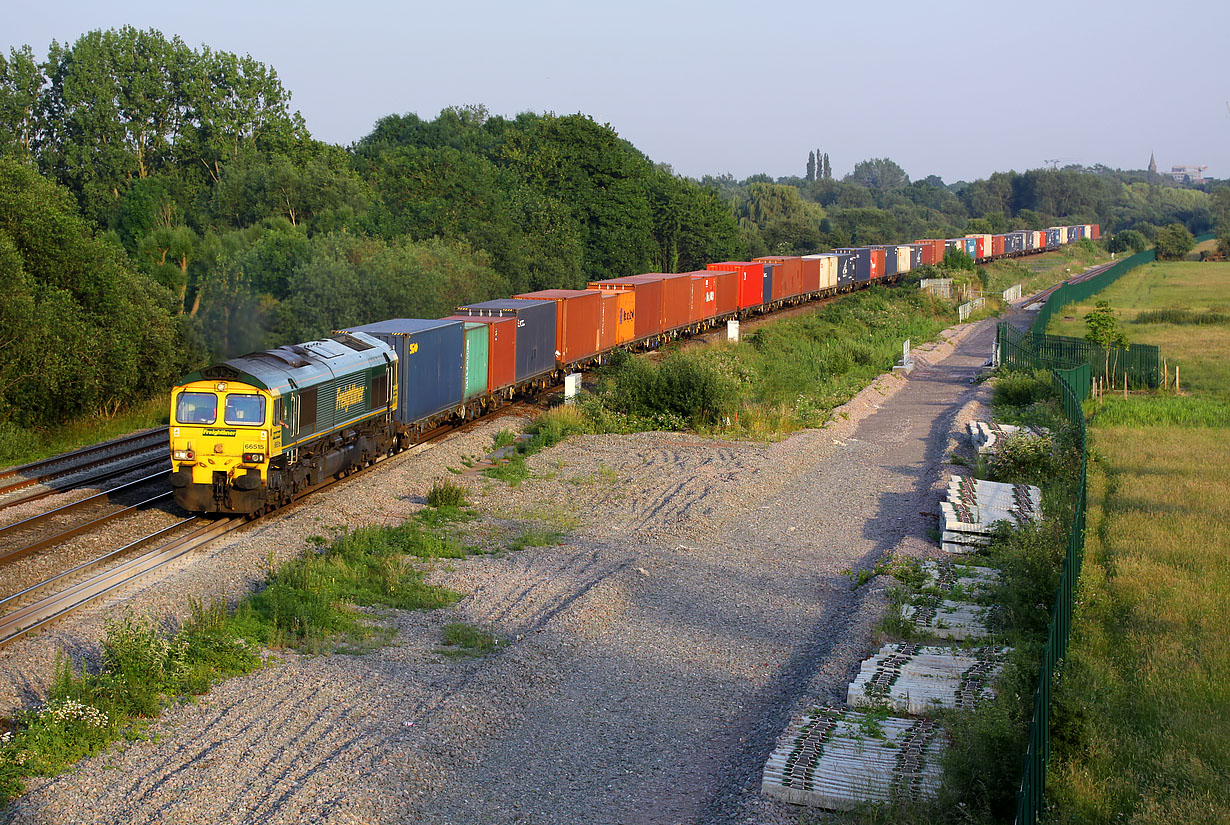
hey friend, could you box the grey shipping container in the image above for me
[836,248,870,282]
[338,319,464,426]
[836,251,855,285]
[455,298,556,383]
[761,262,777,305]
[908,244,925,268]
[874,246,899,278]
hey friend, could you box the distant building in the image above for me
[1166,164,1207,184]
[1148,152,1157,174]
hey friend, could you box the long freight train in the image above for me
[170,224,1099,515]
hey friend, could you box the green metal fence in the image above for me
[1007,235,1214,823]
[1015,364,1089,825]
[998,323,1161,390]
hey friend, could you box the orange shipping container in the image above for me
[598,292,618,352]
[612,290,635,344]
[623,273,692,332]
[687,272,718,321]
[587,277,661,341]
[708,269,738,315]
[869,248,885,279]
[799,257,821,294]
[512,289,602,365]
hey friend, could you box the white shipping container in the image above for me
[895,245,912,274]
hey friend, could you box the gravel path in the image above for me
[3,315,1003,825]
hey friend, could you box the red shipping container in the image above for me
[974,237,986,259]
[708,261,765,309]
[512,289,602,365]
[992,235,1005,257]
[598,292,618,352]
[1091,224,1100,240]
[709,269,738,316]
[869,248,885,280]
[799,257,821,294]
[622,273,692,332]
[442,314,516,392]
[754,256,803,299]
[686,272,717,321]
[914,239,947,265]
[587,277,663,341]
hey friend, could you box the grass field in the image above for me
[0,396,169,469]
[1047,261,1230,398]
[1046,258,1230,823]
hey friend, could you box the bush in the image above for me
[985,432,1068,486]
[600,349,741,426]
[992,370,1053,408]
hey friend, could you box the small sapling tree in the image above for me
[1085,300,1128,388]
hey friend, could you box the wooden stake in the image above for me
[1176,365,1180,393]
[1163,357,1168,390]
[1124,371,1128,400]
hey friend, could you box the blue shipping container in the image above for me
[339,319,464,426]
[836,248,870,282]
[455,298,556,383]
[836,252,855,285]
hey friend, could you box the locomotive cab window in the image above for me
[224,394,265,426]
[176,392,217,425]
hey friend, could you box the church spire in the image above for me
[1148,152,1157,174]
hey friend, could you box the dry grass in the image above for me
[1047,418,1230,823]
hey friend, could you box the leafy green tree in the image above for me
[1217,235,1230,261]
[0,46,44,160]
[1153,223,1195,260]
[0,158,192,425]
[844,157,909,191]
[965,218,993,234]
[943,247,976,272]
[1084,300,1129,384]
[1106,229,1147,254]
[806,151,816,183]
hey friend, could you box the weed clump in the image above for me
[426,478,468,509]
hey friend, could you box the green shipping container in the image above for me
[462,323,489,399]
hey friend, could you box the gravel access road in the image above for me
[3,315,1002,825]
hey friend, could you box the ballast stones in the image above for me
[762,706,944,810]
[847,643,1008,713]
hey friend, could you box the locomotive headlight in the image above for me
[172,449,195,462]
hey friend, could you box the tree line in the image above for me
[1,26,1225,432]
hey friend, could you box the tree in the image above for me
[965,218,993,234]
[1153,223,1195,260]
[822,153,831,180]
[0,46,44,160]
[1084,300,1128,385]
[844,157,909,191]
[1217,234,1230,261]
[806,151,816,183]
[1106,229,1147,254]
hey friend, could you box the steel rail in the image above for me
[0,491,174,567]
[0,456,170,512]
[0,427,167,481]
[0,517,238,648]
[0,470,171,539]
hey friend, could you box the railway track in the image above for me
[0,428,170,512]
[0,404,529,648]
[0,471,172,567]
[1029,261,1116,305]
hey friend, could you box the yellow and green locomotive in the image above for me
[169,332,398,515]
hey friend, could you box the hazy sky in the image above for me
[7,0,1228,183]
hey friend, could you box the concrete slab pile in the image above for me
[967,420,1048,454]
[846,643,1008,714]
[761,706,944,810]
